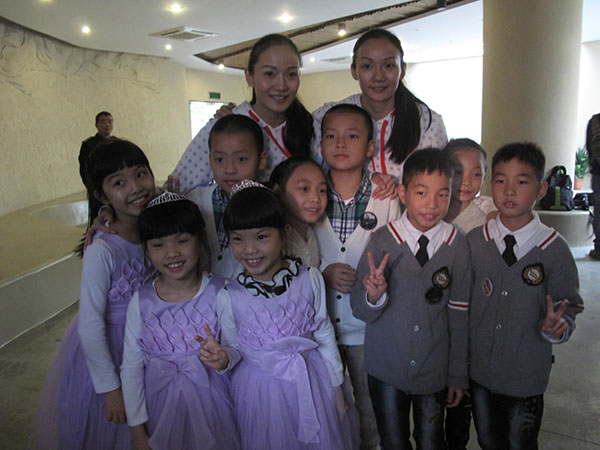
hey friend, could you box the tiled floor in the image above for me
[1,248,598,450]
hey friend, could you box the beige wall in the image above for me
[577,41,600,147]
[298,69,358,111]
[0,19,245,216]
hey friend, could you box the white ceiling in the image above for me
[1,0,599,75]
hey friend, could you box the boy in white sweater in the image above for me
[314,104,401,450]
[188,115,266,278]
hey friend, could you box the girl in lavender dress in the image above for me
[120,192,240,450]
[30,140,156,450]
[209,181,358,450]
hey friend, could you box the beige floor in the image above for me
[0,246,598,449]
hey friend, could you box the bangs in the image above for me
[139,199,206,242]
[224,187,285,231]
[87,139,152,194]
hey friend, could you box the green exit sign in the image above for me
[209,92,221,99]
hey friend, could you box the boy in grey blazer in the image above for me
[468,142,584,449]
[352,148,470,450]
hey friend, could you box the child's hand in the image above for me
[334,385,348,422]
[213,102,236,120]
[196,324,229,371]
[84,205,117,250]
[371,173,398,200]
[447,387,464,408]
[166,175,181,194]
[541,295,568,339]
[104,387,127,424]
[362,252,389,304]
[130,424,152,450]
[322,263,358,293]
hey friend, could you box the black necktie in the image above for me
[502,234,517,266]
[416,235,429,267]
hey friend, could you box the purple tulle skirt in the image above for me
[231,348,359,450]
[29,316,130,450]
[144,356,240,450]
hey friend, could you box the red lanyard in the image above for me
[248,109,291,158]
[371,118,390,174]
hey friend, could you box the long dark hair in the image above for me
[247,34,314,159]
[352,28,432,165]
[76,138,153,256]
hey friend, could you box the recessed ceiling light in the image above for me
[337,23,347,37]
[165,44,172,50]
[278,12,293,23]
[218,63,225,70]
[81,25,90,34]
[309,56,316,63]
[169,3,183,13]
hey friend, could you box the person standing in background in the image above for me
[79,111,114,188]
[587,113,600,260]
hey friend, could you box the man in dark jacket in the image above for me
[78,111,113,188]
[587,113,600,260]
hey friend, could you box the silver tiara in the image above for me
[146,191,187,208]
[230,179,268,197]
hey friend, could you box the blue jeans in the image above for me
[470,380,543,450]
[368,375,445,450]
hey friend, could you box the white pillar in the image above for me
[481,0,583,176]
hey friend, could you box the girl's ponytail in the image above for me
[283,98,313,159]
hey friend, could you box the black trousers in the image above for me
[445,393,471,450]
[470,379,543,450]
[368,375,445,450]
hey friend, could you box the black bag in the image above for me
[540,165,574,211]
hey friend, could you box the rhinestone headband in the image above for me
[230,179,268,197]
[146,191,187,208]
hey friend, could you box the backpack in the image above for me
[540,165,574,211]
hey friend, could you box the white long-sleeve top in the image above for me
[77,238,128,393]
[187,184,242,279]
[216,266,345,387]
[314,194,401,346]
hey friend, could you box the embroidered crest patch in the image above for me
[522,263,544,286]
[481,277,493,297]
[360,211,378,230]
[432,267,451,289]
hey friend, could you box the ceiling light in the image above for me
[81,25,90,34]
[165,44,172,50]
[437,0,447,10]
[169,3,183,13]
[278,13,293,23]
[337,23,347,37]
[309,56,316,63]
[218,62,225,70]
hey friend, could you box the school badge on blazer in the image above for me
[359,211,377,230]
[425,267,450,303]
[522,263,544,286]
[481,277,494,297]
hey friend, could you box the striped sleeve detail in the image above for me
[538,230,558,250]
[388,222,403,245]
[445,226,457,245]
[483,221,492,241]
[448,300,469,311]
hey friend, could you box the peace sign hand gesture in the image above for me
[363,252,390,304]
[540,295,568,339]
[195,324,229,371]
